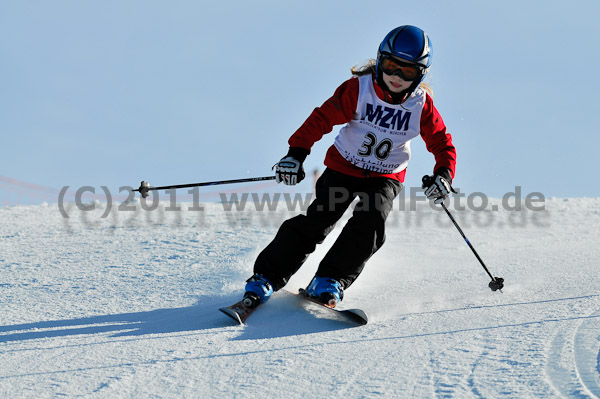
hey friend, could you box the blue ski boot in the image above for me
[306,276,344,308]
[243,274,273,308]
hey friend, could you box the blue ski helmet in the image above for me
[376,25,432,86]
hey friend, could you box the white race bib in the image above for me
[333,75,426,174]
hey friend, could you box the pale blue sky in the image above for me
[1,0,598,203]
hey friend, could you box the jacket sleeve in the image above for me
[287,77,359,152]
[420,94,457,179]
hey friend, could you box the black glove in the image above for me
[274,147,309,186]
[422,167,456,204]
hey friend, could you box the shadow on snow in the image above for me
[0,292,356,344]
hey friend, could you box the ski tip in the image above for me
[296,288,368,326]
[346,309,368,325]
[219,307,244,325]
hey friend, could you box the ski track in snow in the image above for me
[546,304,600,399]
[0,198,599,398]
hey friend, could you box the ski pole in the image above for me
[132,176,276,198]
[439,202,504,292]
[422,175,504,292]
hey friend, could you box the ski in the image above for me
[296,288,368,326]
[219,299,258,325]
[219,290,368,326]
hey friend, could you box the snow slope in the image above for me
[1,197,599,398]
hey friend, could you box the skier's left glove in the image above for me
[422,167,456,204]
[274,147,309,186]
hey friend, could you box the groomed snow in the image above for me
[1,197,599,398]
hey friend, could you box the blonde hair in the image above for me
[351,59,433,98]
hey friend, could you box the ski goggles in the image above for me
[380,56,423,81]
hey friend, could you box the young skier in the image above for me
[244,25,457,308]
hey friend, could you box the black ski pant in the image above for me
[254,168,402,291]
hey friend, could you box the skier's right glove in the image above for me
[274,147,309,186]
[422,167,456,204]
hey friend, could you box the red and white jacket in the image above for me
[288,74,456,182]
